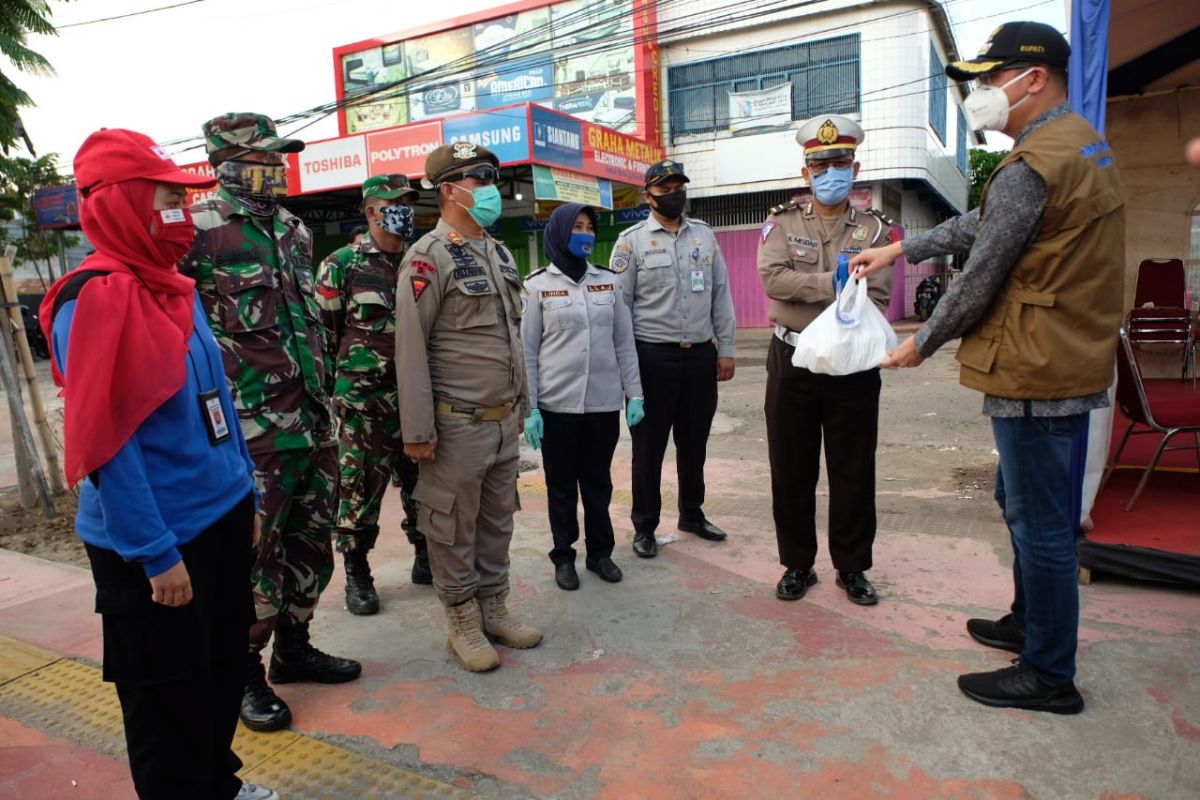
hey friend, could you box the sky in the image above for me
[17,0,1068,169]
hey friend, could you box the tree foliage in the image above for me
[0,0,67,154]
[968,148,1010,210]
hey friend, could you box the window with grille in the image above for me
[667,34,860,142]
[956,106,968,174]
[929,42,947,144]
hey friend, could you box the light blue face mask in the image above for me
[810,165,854,205]
[568,232,596,258]
[453,183,503,228]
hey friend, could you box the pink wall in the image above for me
[716,227,909,328]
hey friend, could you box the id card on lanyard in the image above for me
[690,244,705,292]
[199,388,231,445]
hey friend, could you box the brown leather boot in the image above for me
[479,590,543,649]
[444,599,500,672]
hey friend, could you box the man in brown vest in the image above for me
[852,21,1124,714]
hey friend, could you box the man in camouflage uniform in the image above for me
[396,142,542,672]
[315,174,431,617]
[182,113,361,733]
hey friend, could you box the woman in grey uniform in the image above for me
[522,203,644,590]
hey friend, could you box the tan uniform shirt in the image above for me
[757,202,894,333]
[394,219,527,444]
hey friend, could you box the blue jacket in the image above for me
[52,293,258,577]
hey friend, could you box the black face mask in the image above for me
[651,189,687,220]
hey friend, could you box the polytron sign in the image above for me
[367,122,443,177]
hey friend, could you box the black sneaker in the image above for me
[241,656,291,732]
[966,614,1026,654]
[958,662,1084,714]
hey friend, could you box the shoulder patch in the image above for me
[610,243,632,274]
[410,275,431,302]
[409,259,437,276]
[761,221,777,242]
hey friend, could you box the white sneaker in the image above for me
[235,782,279,800]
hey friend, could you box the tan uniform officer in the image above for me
[394,142,542,672]
[757,114,894,606]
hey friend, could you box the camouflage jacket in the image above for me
[181,189,334,455]
[315,237,402,416]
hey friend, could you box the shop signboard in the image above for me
[407,27,477,122]
[530,105,583,170]
[615,206,650,224]
[582,121,663,186]
[532,164,613,208]
[342,43,408,134]
[32,185,79,230]
[442,108,530,165]
[179,162,219,206]
[476,56,554,109]
[289,136,368,193]
[366,121,444,177]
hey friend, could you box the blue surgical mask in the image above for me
[810,165,854,205]
[453,183,503,228]
[379,204,414,239]
[568,232,595,259]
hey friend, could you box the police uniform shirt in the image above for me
[757,202,894,333]
[610,215,736,356]
[394,219,527,444]
[522,264,643,414]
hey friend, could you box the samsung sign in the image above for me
[476,59,553,109]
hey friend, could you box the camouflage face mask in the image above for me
[216,160,288,215]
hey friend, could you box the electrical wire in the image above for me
[58,0,208,29]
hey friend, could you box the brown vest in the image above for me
[955,112,1125,399]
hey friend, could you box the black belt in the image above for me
[638,339,712,350]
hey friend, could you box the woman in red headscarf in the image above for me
[40,129,275,800]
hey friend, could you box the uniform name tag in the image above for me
[690,269,705,292]
[454,266,485,279]
[587,284,614,293]
[787,235,819,248]
[541,289,569,297]
[200,389,231,445]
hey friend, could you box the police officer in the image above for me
[521,202,644,591]
[757,115,894,606]
[395,142,542,672]
[315,174,431,617]
[610,160,736,558]
[183,112,361,733]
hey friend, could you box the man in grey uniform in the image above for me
[610,160,737,558]
[394,142,542,672]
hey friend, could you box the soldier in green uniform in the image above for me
[315,174,431,616]
[181,112,361,733]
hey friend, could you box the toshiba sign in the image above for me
[290,136,368,193]
[366,122,442,178]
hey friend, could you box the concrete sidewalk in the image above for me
[2,330,1199,798]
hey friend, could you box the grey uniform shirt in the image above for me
[903,103,1108,418]
[522,263,643,414]
[610,215,737,357]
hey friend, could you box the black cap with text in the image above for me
[945,21,1070,82]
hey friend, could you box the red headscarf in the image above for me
[40,178,198,486]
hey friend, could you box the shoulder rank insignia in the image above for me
[446,230,465,246]
[768,200,799,216]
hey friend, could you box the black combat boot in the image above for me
[268,623,362,684]
[241,653,292,732]
[411,534,433,586]
[343,550,379,615]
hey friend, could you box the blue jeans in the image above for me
[992,410,1087,686]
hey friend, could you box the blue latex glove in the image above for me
[626,397,645,428]
[524,409,543,450]
[833,253,850,294]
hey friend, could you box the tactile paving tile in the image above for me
[0,654,470,798]
[240,734,471,800]
[0,634,59,683]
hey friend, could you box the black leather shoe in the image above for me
[585,557,623,583]
[269,624,362,684]
[958,662,1084,714]
[836,571,878,605]
[677,518,727,541]
[555,562,580,591]
[241,655,291,732]
[966,614,1025,654]
[632,531,657,558]
[775,568,817,600]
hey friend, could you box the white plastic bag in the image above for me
[790,279,898,375]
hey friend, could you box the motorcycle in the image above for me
[19,305,51,360]
[914,275,942,321]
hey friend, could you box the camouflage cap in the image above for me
[202,112,305,163]
[420,142,500,189]
[363,173,419,201]
[644,159,689,187]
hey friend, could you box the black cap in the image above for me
[945,21,1070,82]
[644,159,689,188]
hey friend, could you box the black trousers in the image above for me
[630,340,718,533]
[765,336,880,573]
[86,492,254,800]
[542,410,620,565]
